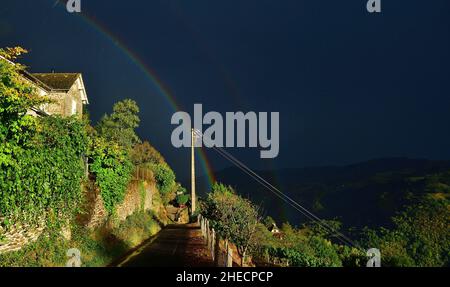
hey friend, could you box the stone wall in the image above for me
[115,180,155,222]
[39,84,83,119]
[82,182,108,229]
[0,220,45,254]
[64,83,84,118]
[44,92,66,116]
[83,179,158,229]
[0,179,158,254]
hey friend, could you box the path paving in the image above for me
[118,223,214,267]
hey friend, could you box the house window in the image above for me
[71,98,77,115]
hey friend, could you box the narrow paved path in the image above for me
[118,223,214,267]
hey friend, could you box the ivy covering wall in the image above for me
[0,46,181,231]
[88,136,133,215]
[0,49,87,224]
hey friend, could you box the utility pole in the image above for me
[191,128,196,215]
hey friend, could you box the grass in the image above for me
[110,210,161,249]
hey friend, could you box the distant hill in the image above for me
[186,158,450,229]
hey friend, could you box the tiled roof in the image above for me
[31,73,80,90]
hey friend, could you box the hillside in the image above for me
[191,158,450,229]
[0,51,189,266]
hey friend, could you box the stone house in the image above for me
[22,71,89,118]
[0,55,89,118]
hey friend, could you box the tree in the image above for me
[0,47,47,149]
[130,140,165,166]
[151,164,176,195]
[304,219,343,239]
[202,183,261,265]
[148,163,176,204]
[393,198,449,266]
[96,99,140,150]
[362,198,449,267]
[263,216,276,230]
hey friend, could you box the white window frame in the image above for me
[71,98,77,115]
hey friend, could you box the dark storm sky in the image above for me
[1,0,450,181]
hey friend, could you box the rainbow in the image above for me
[51,1,216,188]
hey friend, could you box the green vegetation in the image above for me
[354,171,450,267]
[201,183,261,264]
[175,184,189,206]
[131,140,166,166]
[0,210,161,267]
[200,183,352,267]
[96,98,140,150]
[150,163,177,204]
[209,159,450,267]
[151,163,176,194]
[201,176,449,267]
[2,47,447,268]
[0,47,183,266]
[254,222,361,267]
[362,197,449,267]
[88,98,143,214]
[110,210,161,249]
[89,135,133,214]
[176,194,189,206]
[0,48,87,225]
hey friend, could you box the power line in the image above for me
[212,146,357,248]
[193,130,360,249]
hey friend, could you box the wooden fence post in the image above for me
[227,244,233,267]
[210,228,215,260]
[205,220,210,245]
[201,218,204,236]
[202,218,205,235]
[207,225,212,249]
[214,237,221,266]
[223,240,228,267]
[203,219,206,238]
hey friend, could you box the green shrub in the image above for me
[96,99,140,150]
[150,163,175,194]
[176,194,189,206]
[362,198,450,267]
[264,237,342,267]
[335,245,366,267]
[131,141,166,165]
[202,183,260,261]
[111,210,161,248]
[0,116,88,223]
[89,136,133,214]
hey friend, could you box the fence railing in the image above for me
[198,215,234,267]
